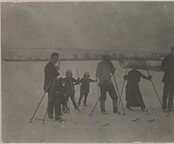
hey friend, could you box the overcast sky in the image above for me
[1,2,174,52]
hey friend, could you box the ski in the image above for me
[131,117,140,122]
[145,111,150,115]
[55,118,65,123]
[114,111,121,115]
[147,118,155,122]
[101,112,108,115]
[102,123,110,127]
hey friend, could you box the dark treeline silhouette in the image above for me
[2,48,167,61]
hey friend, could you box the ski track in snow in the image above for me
[2,61,174,142]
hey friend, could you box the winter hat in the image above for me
[103,52,111,60]
[84,72,90,77]
[58,77,64,81]
[57,77,64,84]
[131,64,138,70]
[66,69,72,74]
[66,69,73,76]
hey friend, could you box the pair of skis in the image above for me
[131,117,155,122]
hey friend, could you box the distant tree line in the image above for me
[2,49,167,61]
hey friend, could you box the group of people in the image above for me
[43,46,174,121]
[44,53,97,121]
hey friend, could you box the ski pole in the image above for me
[70,79,81,113]
[112,74,126,115]
[43,80,56,125]
[173,72,174,99]
[56,58,61,68]
[96,80,100,98]
[29,81,51,123]
[90,96,100,117]
[76,68,80,78]
[146,70,162,107]
[118,70,128,109]
[89,80,100,117]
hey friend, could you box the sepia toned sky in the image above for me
[1,2,174,52]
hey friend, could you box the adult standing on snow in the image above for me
[44,52,60,119]
[96,54,118,114]
[161,46,174,112]
[124,66,152,112]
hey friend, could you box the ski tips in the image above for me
[147,118,155,122]
[102,123,110,127]
[132,117,139,122]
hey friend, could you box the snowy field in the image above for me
[2,60,174,142]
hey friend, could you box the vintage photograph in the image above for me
[1,1,174,143]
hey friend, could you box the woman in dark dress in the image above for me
[124,67,152,112]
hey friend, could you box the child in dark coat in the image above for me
[56,78,67,113]
[64,69,80,111]
[51,78,65,121]
[78,72,97,106]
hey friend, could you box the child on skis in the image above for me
[64,69,80,112]
[124,66,152,112]
[50,77,65,121]
[78,72,97,106]
[56,77,67,114]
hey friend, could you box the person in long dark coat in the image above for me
[124,67,152,112]
[161,46,174,112]
[43,52,60,119]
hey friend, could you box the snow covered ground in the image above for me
[2,60,174,142]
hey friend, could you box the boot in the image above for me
[48,114,53,119]
[126,104,133,111]
[141,107,148,112]
[55,115,61,120]
[113,100,118,113]
[100,100,106,113]
[83,102,87,107]
[78,99,81,106]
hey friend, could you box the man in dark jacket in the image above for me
[96,54,118,114]
[161,46,174,112]
[44,52,60,119]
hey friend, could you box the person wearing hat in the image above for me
[124,65,152,111]
[96,54,118,114]
[43,52,60,120]
[64,69,80,111]
[78,72,97,106]
[161,46,174,112]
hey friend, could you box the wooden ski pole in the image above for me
[112,74,126,115]
[96,80,100,98]
[76,68,80,78]
[146,70,162,107]
[70,78,81,113]
[29,81,51,123]
[43,80,56,125]
[90,96,100,117]
[118,70,128,109]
